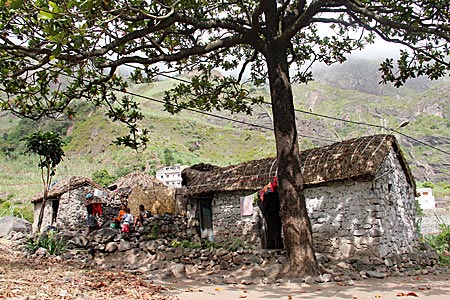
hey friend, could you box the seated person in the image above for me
[112,204,127,226]
[134,204,151,227]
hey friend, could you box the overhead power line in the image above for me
[112,87,337,143]
[55,68,336,143]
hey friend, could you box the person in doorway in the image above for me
[85,193,98,234]
[121,208,133,238]
[134,204,151,227]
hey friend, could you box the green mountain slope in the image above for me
[1,62,449,207]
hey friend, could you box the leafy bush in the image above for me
[204,240,223,249]
[226,238,249,251]
[25,231,67,255]
[92,169,116,187]
[425,223,450,265]
[146,224,159,240]
[170,239,201,249]
[422,181,435,189]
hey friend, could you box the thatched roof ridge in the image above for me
[32,176,104,203]
[109,171,175,215]
[183,134,415,196]
[110,171,168,192]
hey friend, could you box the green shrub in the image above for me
[226,238,249,251]
[170,239,201,249]
[146,224,159,240]
[204,240,223,249]
[92,169,116,187]
[425,223,450,265]
[422,181,435,189]
[25,231,67,255]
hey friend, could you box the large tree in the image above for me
[1,0,449,277]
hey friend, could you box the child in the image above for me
[112,204,127,227]
[134,204,151,227]
[121,208,133,237]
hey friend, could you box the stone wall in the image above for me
[304,149,418,259]
[212,192,261,246]
[143,214,195,240]
[55,188,98,232]
[61,229,442,284]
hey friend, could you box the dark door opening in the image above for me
[198,197,213,241]
[51,199,60,224]
[258,192,283,249]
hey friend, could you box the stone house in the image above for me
[31,176,106,233]
[181,134,419,260]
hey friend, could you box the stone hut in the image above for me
[31,176,106,233]
[181,134,418,260]
[108,172,175,217]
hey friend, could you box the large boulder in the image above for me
[0,217,32,238]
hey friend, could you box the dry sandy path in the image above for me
[165,271,450,300]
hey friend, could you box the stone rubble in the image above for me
[4,225,446,287]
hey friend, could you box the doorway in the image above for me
[258,192,283,249]
[198,197,213,241]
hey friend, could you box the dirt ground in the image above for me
[1,238,449,300]
[0,239,177,300]
[166,273,450,300]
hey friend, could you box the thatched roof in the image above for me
[110,171,170,192]
[32,176,104,203]
[183,134,415,196]
[109,171,175,215]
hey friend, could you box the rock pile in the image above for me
[63,229,446,285]
[1,216,447,285]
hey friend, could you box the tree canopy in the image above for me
[1,0,449,276]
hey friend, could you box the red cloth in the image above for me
[259,189,265,201]
[92,203,103,216]
[121,223,130,233]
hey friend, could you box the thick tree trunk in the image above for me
[266,46,320,277]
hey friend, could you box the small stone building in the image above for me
[181,134,419,260]
[31,176,106,233]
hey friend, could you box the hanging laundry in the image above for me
[240,193,257,216]
[270,176,278,190]
[259,177,278,201]
[259,189,265,201]
[92,203,103,216]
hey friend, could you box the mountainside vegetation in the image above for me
[1,59,449,219]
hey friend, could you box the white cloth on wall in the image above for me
[240,193,256,216]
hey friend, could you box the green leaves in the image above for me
[23,131,65,174]
[38,10,55,20]
[9,0,24,9]
[164,71,264,116]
